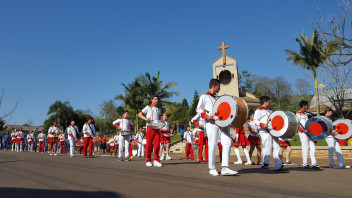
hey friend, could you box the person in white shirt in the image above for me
[184,126,194,160]
[27,130,35,152]
[58,130,67,154]
[253,96,287,172]
[113,110,133,161]
[67,120,79,157]
[247,112,262,165]
[16,127,25,152]
[191,114,208,163]
[138,96,163,167]
[196,79,237,176]
[111,132,119,156]
[37,130,46,152]
[11,129,17,151]
[159,113,172,160]
[48,122,60,156]
[82,117,96,158]
[136,127,145,157]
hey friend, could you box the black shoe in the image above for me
[274,168,289,173]
[285,161,294,165]
[84,156,87,158]
[125,157,131,161]
[261,164,269,170]
[311,165,320,169]
[303,165,310,169]
[118,157,124,161]
[251,162,256,165]
[89,155,94,158]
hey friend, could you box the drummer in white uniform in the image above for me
[196,79,237,176]
[159,113,172,160]
[113,110,133,161]
[67,120,79,157]
[138,96,163,167]
[136,127,145,157]
[253,96,287,172]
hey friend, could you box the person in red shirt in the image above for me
[102,135,107,154]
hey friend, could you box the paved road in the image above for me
[0,151,351,198]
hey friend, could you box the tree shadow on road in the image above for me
[0,188,121,198]
[0,160,20,164]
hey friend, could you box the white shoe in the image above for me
[160,156,164,161]
[209,169,219,176]
[221,167,238,176]
[234,161,243,165]
[70,155,75,157]
[54,154,58,156]
[50,153,53,156]
[166,155,172,160]
[153,160,163,167]
[146,162,153,167]
[244,161,251,165]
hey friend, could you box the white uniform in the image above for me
[136,132,145,157]
[58,134,66,142]
[27,134,34,143]
[184,131,193,144]
[11,132,16,151]
[141,105,161,125]
[109,138,116,147]
[196,92,232,170]
[113,118,133,158]
[67,125,79,157]
[83,123,96,137]
[38,133,46,141]
[324,117,345,167]
[296,110,317,166]
[48,126,59,137]
[253,107,282,169]
[247,120,259,137]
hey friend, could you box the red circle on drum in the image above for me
[309,122,323,135]
[336,123,349,135]
[217,102,231,121]
[271,115,284,131]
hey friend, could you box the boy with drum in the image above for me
[138,96,163,167]
[296,100,318,169]
[253,96,287,172]
[196,78,237,176]
[113,110,133,161]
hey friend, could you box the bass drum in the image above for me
[268,111,299,138]
[333,119,352,140]
[305,116,333,140]
[212,95,248,128]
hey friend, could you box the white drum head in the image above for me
[268,111,289,137]
[333,119,352,140]
[213,95,238,128]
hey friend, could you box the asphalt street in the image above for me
[0,151,351,198]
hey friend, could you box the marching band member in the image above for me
[138,96,163,167]
[48,122,59,156]
[324,107,351,168]
[16,127,25,152]
[102,135,107,154]
[67,120,79,157]
[136,127,145,158]
[82,117,96,158]
[38,130,46,152]
[233,126,251,165]
[129,134,134,158]
[279,138,293,165]
[27,130,34,152]
[11,129,17,151]
[160,113,172,160]
[196,79,237,176]
[296,100,318,169]
[247,112,262,165]
[113,132,120,156]
[113,110,133,161]
[109,134,117,156]
[184,126,194,160]
[253,96,287,172]
[58,130,67,154]
[191,114,208,163]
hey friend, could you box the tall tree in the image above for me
[47,101,74,129]
[238,70,254,92]
[181,98,189,108]
[189,90,199,117]
[285,30,338,115]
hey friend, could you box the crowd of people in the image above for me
[1,78,351,177]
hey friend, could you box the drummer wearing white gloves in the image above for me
[82,117,96,158]
[138,96,163,167]
[253,96,287,173]
[113,110,133,161]
[196,79,237,176]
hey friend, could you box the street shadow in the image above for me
[0,160,20,164]
[237,166,324,174]
[0,188,121,198]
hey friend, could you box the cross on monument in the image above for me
[217,42,230,65]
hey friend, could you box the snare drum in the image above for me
[131,141,137,146]
[333,119,352,140]
[212,95,248,128]
[268,111,299,138]
[150,120,166,129]
[76,141,82,146]
[93,137,101,142]
[305,116,333,140]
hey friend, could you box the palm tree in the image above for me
[285,30,339,115]
[47,101,74,128]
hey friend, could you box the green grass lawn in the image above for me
[288,134,328,146]
[171,134,181,143]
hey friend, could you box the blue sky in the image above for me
[0,0,340,125]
